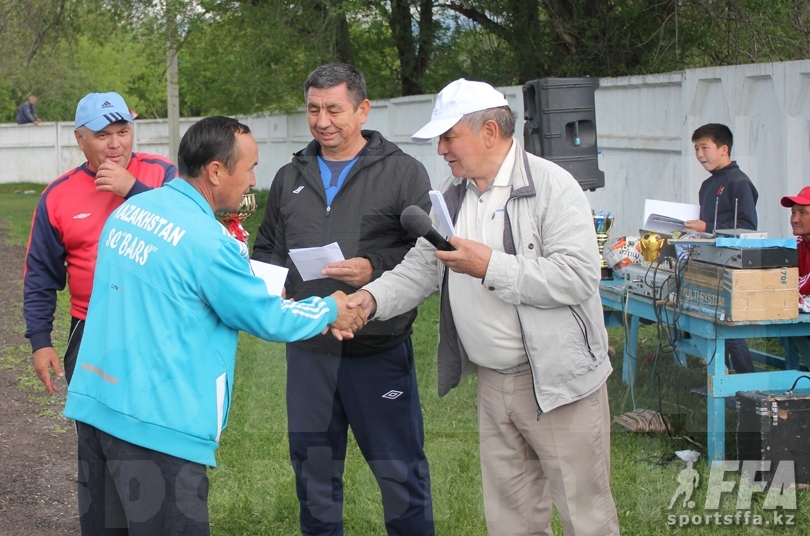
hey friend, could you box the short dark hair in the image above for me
[178,116,251,179]
[304,62,367,109]
[460,107,516,139]
[692,123,733,155]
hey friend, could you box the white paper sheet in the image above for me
[288,242,345,281]
[248,259,288,296]
[642,199,700,234]
[429,190,455,237]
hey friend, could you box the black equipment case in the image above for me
[736,388,810,485]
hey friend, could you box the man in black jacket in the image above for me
[252,62,434,536]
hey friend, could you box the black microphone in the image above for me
[400,205,456,251]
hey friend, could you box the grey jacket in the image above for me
[364,139,612,413]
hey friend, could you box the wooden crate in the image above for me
[678,261,798,321]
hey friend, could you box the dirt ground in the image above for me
[0,222,80,535]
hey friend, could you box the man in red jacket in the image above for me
[24,92,177,394]
[781,186,810,296]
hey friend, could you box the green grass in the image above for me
[3,182,810,534]
[605,324,810,535]
[0,182,47,245]
[210,295,486,535]
[0,182,72,409]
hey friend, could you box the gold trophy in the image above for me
[594,213,615,280]
[219,193,257,243]
[639,232,666,262]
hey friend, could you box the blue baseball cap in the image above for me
[75,92,133,131]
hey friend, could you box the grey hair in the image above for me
[304,62,367,109]
[459,107,516,139]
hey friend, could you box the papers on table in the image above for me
[642,199,700,234]
[288,242,345,281]
[429,190,455,238]
[249,260,288,296]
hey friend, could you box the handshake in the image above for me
[325,290,378,341]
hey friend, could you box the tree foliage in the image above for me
[441,0,810,81]
[1,0,808,122]
[0,1,171,121]
[0,0,77,120]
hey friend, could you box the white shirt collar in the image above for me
[492,138,516,188]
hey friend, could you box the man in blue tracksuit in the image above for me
[63,116,365,535]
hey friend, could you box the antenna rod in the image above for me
[713,197,719,234]
[733,198,739,236]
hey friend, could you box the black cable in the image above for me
[675,252,732,371]
[786,375,810,394]
[635,254,679,417]
[620,284,636,367]
[652,246,696,435]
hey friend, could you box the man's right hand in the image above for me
[32,347,64,394]
[95,161,137,197]
[347,290,377,319]
[328,290,368,340]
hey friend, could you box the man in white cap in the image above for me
[24,92,177,394]
[350,78,620,535]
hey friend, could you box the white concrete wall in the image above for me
[587,60,810,240]
[4,59,809,240]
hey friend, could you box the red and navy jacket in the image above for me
[23,153,177,352]
[798,237,810,297]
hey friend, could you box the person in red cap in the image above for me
[781,186,810,296]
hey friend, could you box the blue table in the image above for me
[600,278,810,462]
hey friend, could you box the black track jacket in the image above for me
[252,130,432,356]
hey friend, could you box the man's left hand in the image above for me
[683,219,707,233]
[434,236,492,279]
[95,161,137,197]
[322,257,373,287]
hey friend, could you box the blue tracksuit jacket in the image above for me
[64,179,338,466]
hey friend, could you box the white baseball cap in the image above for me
[411,78,509,143]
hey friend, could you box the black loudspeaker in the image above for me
[523,77,605,191]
